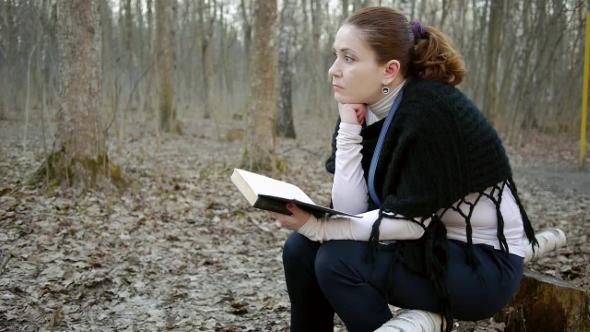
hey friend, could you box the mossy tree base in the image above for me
[240,149,288,175]
[160,119,183,135]
[31,145,128,190]
[159,102,182,134]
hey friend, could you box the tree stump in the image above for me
[494,270,590,332]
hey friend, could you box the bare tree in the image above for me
[101,0,122,154]
[466,0,489,107]
[440,0,449,28]
[124,0,133,107]
[33,0,119,188]
[135,0,145,110]
[311,0,324,117]
[353,0,363,12]
[145,0,155,117]
[156,0,178,133]
[242,0,278,173]
[341,0,349,23]
[482,0,504,126]
[0,0,17,119]
[198,0,217,119]
[240,0,253,79]
[276,0,297,138]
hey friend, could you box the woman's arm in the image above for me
[332,122,370,214]
[298,209,430,242]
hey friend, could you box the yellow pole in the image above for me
[580,12,590,170]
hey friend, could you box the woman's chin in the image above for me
[333,93,342,103]
[334,94,350,104]
[334,93,365,105]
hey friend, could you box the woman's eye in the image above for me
[333,52,353,62]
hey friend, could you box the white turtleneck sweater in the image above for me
[298,82,526,257]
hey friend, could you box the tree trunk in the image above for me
[417,0,427,24]
[276,0,296,139]
[440,0,448,28]
[23,42,37,153]
[33,0,123,188]
[220,2,236,96]
[494,270,590,332]
[198,0,216,120]
[482,0,503,126]
[145,0,154,119]
[241,0,277,173]
[341,0,349,23]
[184,0,194,105]
[410,0,416,19]
[353,0,362,12]
[0,2,6,119]
[156,0,177,133]
[310,0,323,117]
[240,0,253,81]
[507,0,534,144]
[135,0,144,110]
[2,0,18,119]
[171,0,181,118]
[124,0,133,111]
[101,0,122,155]
[300,0,312,115]
[471,0,489,106]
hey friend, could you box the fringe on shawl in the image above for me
[367,209,452,332]
[365,179,538,332]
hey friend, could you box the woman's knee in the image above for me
[282,232,320,269]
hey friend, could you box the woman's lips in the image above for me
[333,84,343,91]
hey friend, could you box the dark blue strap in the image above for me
[368,85,406,207]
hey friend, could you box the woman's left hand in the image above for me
[270,203,312,231]
[338,103,367,124]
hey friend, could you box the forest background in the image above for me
[0,0,589,331]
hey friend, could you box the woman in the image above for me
[270,6,537,332]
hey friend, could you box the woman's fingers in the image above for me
[338,103,367,125]
[270,204,312,231]
[286,203,311,223]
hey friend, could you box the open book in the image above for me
[230,168,361,218]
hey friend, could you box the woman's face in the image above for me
[328,25,387,105]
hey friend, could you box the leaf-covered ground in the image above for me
[1,119,588,332]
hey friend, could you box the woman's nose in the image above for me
[328,61,340,77]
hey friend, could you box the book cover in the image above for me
[230,168,360,218]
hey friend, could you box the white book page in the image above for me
[237,169,316,205]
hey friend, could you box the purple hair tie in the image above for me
[410,20,427,42]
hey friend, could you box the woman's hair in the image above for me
[343,7,466,86]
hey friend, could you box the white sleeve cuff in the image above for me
[297,215,322,242]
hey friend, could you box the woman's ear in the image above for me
[382,60,400,86]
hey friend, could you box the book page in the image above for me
[237,169,316,205]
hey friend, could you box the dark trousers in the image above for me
[282,232,524,332]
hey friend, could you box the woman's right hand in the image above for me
[338,103,366,125]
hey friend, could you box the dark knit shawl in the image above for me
[325,78,538,332]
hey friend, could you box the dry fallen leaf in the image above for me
[49,306,63,328]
